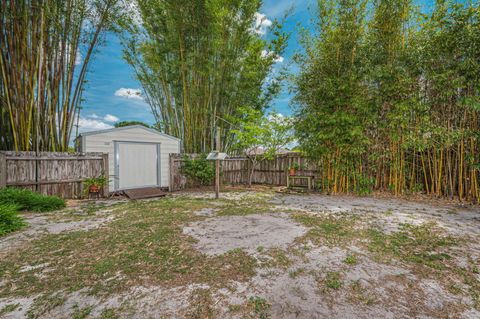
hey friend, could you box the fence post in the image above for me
[0,152,6,189]
[102,153,109,197]
[169,154,174,192]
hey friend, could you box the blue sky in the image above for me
[78,0,317,133]
[78,0,433,133]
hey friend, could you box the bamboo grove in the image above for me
[0,0,124,151]
[124,0,288,153]
[295,0,480,201]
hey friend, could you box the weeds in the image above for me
[367,222,457,269]
[0,203,25,236]
[294,213,357,245]
[99,308,119,319]
[248,296,270,319]
[187,288,216,318]
[72,305,93,319]
[343,254,358,265]
[0,303,19,316]
[324,271,342,290]
[0,188,65,212]
[0,198,256,298]
[216,194,275,216]
[349,281,376,305]
[289,267,306,278]
[258,248,292,269]
[26,293,66,319]
[366,223,480,308]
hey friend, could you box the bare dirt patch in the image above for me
[183,213,307,255]
[0,191,479,318]
[0,201,124,258]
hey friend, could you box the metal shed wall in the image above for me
[78,126,181,191]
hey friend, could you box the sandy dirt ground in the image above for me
[0,200,123,259]
[0,191,479,318]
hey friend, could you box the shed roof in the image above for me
[77,125,181,142]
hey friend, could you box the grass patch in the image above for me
[367,222,457,270]
[289,267,306,278]
[78,202,110,216]
[0,197,256,299]
[258,248,292,269]
[72,305,93,319]
[0,203,25,236]
[0,303,20,316]
[186,288,216,318]
[324,271,342,290]
[294,213,357,245]
[248,296,270,319]
[99,308,119,319]
[26,293,66,319]
[366,222,480,309]
[343,254,358,265]
[216,194,275,216]
[363,221,480,309]
[0,188,65,212]
[453,266,480,309]
[228,304,242,313]
[349,280,376,305]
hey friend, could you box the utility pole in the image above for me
[215,127,220,199]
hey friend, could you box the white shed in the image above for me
[76,125,181,192]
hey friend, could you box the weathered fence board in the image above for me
[0,153,6,188]
[169,153,320,191]
[0,151,108,199]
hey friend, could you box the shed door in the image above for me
[116,142,159,190]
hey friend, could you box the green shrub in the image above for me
[82,175,109,197]
[0,204,25,236]
[0,188,65,212]
[182,154,215,186]
[355,175,375,196]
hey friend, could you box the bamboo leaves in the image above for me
[295,0,480,201]
[124,0,287,153]
[0,0,124,151]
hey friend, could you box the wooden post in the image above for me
[0,152,6,189]
[35,153,40,192]
[102,153,109,198]
[169,154,174,192]
[215,128,220,199]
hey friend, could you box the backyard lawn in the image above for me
[0,189,479,318]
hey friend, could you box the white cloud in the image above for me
[78,117,113,133]
[75,50,82,66]
[88,113,100,119]
[120,0,143,26]
[63,43,82,66]
[274,56,284,63]
[268,112,284,120]
[114,88,144,100]
[261,50,284,63]
[104,114,119,122]
[253,12,272,35]
[268,112,290,125]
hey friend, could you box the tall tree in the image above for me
[294,0,480,201]
[231,107,293,187]
[294,0,371,194]
[0,0,125,151]
[366,0,415,194]
[123,0,287,153]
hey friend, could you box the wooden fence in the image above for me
[0,151,108,199]
[169,153,319,191]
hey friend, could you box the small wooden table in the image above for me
[287,175,314,191]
